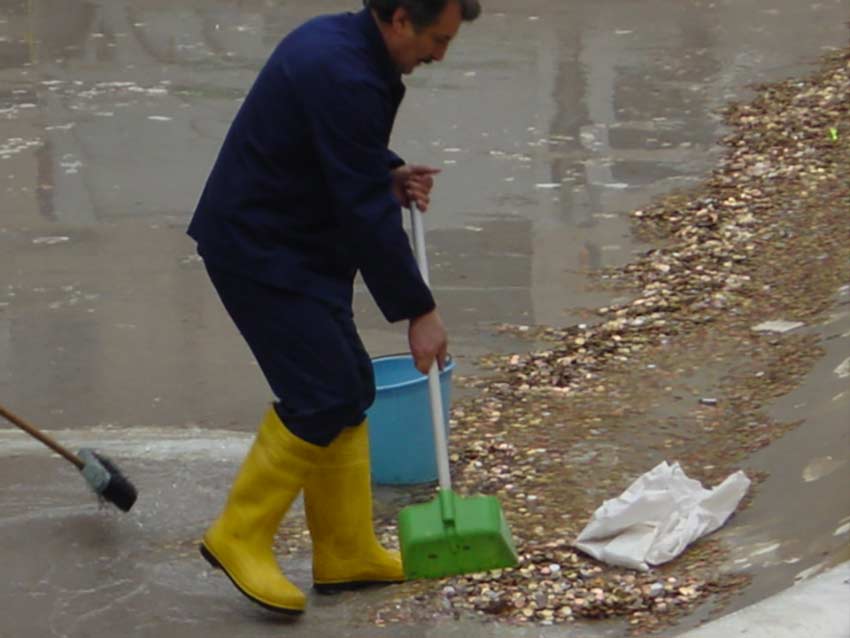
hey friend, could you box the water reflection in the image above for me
[527,2,724,322]
[0,0,310,224]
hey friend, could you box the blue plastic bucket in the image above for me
[366,354,455,485]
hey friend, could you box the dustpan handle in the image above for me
[409,205,453,495]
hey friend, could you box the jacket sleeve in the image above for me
[387,149,405,170]
[297,67,434,323]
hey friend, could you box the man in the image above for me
[187,0,481,615]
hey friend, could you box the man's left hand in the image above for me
[391,164,441,211]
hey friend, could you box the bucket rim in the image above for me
[371,353,455,392]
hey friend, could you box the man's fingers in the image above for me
[406,187,430,211]
[409,165,442,176]
[408,175,434,191]
[403,167,438,212]
[406,185,429,199]
[410,195,430,211]
[417,346,447,373]
[410,174,433,186]
[408,309,448,376]
[414,353,433,375]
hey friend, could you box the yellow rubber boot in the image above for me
[200,408,321,614]
[304,421,404,591]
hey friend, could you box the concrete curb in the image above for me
[676,562,850,638]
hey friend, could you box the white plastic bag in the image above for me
[574,461,751,571]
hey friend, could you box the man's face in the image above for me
[391,2,463,74]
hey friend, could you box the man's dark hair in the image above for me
[364,0,481,28]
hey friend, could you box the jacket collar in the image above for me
[354,8,404,93]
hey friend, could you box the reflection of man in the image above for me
[187,0,480,615]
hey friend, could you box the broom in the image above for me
[0,403,138,512]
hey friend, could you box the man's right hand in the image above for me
[391,164,441,212]
[408,309,448,374]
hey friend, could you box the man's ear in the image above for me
[390,6,412,35]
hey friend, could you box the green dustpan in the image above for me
[398,206,519,580]
[399,487,518,579]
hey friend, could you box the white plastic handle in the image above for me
[409,204,452,491]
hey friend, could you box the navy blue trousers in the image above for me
[204,261,375,446]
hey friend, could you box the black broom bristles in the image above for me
[86,451,138,512]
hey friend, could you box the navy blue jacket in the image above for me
[188,9,435,322]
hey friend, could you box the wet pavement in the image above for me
[712,303,850,602]
[1,0,849,636]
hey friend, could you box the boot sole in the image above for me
[313,579,404,594]
[199,544,304,616]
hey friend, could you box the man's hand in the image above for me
[408,309,448,374]
[391,165,441,212]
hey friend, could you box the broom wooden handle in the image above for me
[410,205,453,492]
[0,403,84,469]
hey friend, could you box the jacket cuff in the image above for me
[378,286,436,323]
[387,149,405,170]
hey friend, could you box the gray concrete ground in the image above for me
[0,1,848,636]
[678,562,850,638]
